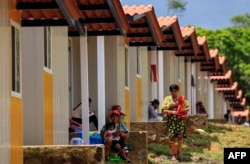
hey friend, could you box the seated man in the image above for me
[148,99,163,121]
[71,98,98,131]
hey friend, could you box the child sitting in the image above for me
[103,122,120,141]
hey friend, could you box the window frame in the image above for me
[136,47,141,76]
[125,46,129,88]
[11,20,22,97]
[44,26,52,72]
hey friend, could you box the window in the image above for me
[125,47,129,87]
[136,47,141,75]
[11,25,21,93]
[44,27,51,69]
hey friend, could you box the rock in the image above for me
[148,134,156,141]
[191,156,201,161]
[195,128,206,134]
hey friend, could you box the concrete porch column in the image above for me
[97,36,105,131]
[186,61,192,114]
[158,50,164,105]
[191,63,196,114]
[80,34,90,144]
[208,80,215,119]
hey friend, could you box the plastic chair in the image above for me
[107,151,122,162]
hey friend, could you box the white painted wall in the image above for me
[214,89,219,119]
[218,92,224,118]
[88,37,98,112]
[0,0,10,162]
[223,96,227,117]
[207,81,215,119]
[129,47,137,121]
[158,51,164,104]
[186,61,192,110]
[87,36,98,131]
[191,63,196,114]
[71,37,81,109]
[116,36,126,112]
[178,56,186,97]
[51,27,69,144]
[163,51,176,97]
[149,49,158,100]
[22,27,44,145]
[104,36,120,114]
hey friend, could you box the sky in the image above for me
[121,0,250,29]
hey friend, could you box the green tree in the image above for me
[196,15,250,107]
[166,0,187,16]
[231,13,250,27]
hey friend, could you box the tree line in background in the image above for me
[196,14,250,107]
[167,0,250,108]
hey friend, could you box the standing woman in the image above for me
[161,84,190,161]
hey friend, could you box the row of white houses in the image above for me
[0,0,245,163]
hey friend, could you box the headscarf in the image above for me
[109,110,120,118]
[111,104,126,116]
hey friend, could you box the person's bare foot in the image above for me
[171,155,177,161]
[123,157,132,163]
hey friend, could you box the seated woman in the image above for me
[70,98,98,131]
[101,110,131,163]
[109,104,128,126]
[196,101,207,115]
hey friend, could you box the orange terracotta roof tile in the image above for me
[156,16,184,50]
[197,36,206,45]
[210,56,227,74]
[123,4,153,16]
[229,98,245,111]
[17,0,79,25]
[190,36,210,62]
[175,26,200,56]
[197,36,210,59]
[16,0,130,36]
[158,16,178,27]
[200,49,220,71]
[64,0,82,20]
[181,26,195,38]
[17,0,54,2]
[210,70,232,80]
[225,90,242,102]
[237,90,243,99]
[241,98,246,106]
[73,0,130,35]
[209,49,218,58]
[219,56,225,65]
[216,82,238,91]
[123,5,164,46]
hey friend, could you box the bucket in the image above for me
[70,137,84,145]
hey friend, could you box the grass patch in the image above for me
[148,123,250,164]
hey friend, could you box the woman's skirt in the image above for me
[166,114,185,137]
